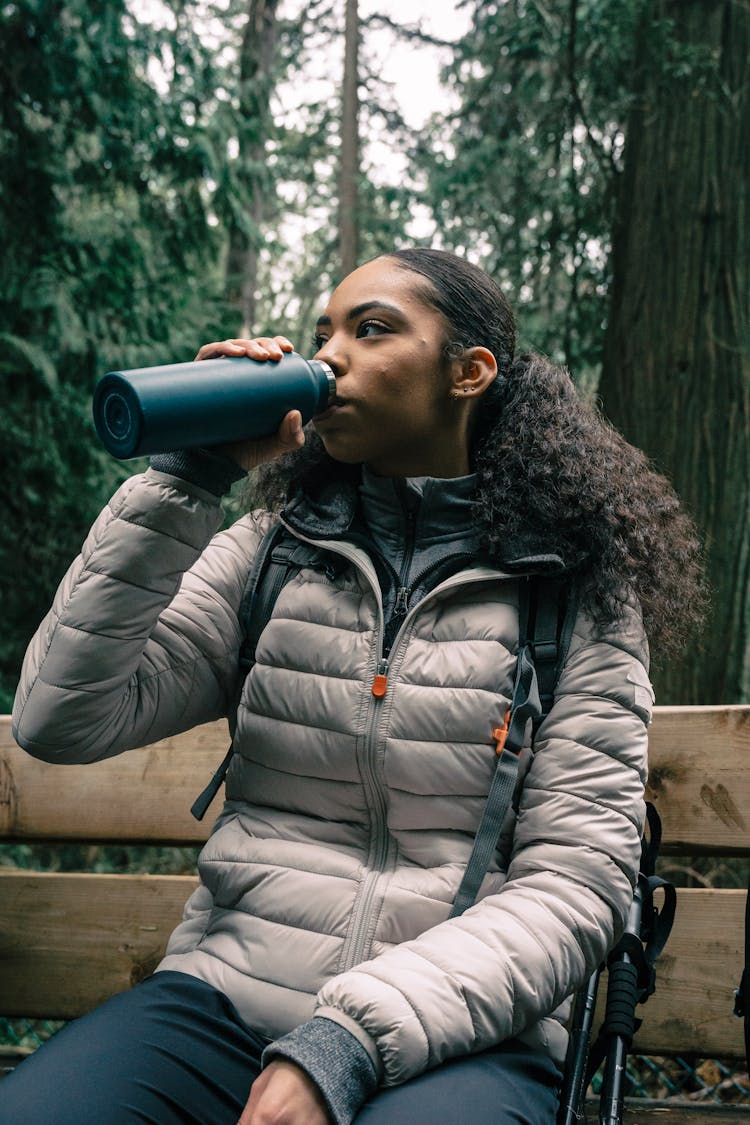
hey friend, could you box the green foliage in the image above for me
[413,0,639,382]
[410,0,726,389]
[0,841,200,875]
[0,0,222,362]
[0,0,231,707]
[0,378,130,711]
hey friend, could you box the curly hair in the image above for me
[252,248,706,659]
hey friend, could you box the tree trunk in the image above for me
[599,0,750,704]
[338,0,360,278]
[225,0,280,336]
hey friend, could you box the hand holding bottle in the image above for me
[195,335,305,471]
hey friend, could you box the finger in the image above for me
[281,410,304,448]
[273,336,295,352]
[195,340,247,361]
[227,338,273,359]
[227,338,288,362]
[239,1070,268,1124]
[251,337,287,362]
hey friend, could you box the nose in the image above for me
[313,335,346,379]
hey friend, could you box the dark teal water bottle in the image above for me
[93,353,336,459]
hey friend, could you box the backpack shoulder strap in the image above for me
[238,521,297,674]
[531,576,579,726]
[190,521,323,821]
[448,574,578,917]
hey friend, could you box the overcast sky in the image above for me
[281,0,470,126]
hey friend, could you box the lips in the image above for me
[313,397,348,422]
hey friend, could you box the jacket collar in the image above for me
[357,465,478,550]
[281,471,568,576]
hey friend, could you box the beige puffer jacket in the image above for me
[13,468,652,1086]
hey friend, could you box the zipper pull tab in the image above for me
[394,587,408,616]
[372,658,389,698]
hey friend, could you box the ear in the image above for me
[451,347,498,399]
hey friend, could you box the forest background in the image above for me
[1,0,748,715]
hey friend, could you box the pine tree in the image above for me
[222,0,282,335]
[599,0,750,703]
[339,0,360,277]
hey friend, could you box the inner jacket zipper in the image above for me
[381,549,477,668]
[278,516,521,972]
[394,490,417,618]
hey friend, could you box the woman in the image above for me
[8,249,703,1124]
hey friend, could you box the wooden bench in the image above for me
[1,706,749,1121]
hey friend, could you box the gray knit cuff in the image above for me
[149,448,246,497]
[262,1016,378,1125]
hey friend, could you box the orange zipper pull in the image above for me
[372,658,389,698]
[493,710,511,754]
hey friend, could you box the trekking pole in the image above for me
[593,804,676,1125]
[597,875,648,1125]
[557,966,602,1125]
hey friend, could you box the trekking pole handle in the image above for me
[598,880,646,1125]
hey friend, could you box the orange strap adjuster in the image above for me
[492,710,511,754]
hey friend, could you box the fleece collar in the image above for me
[281,468,568,576]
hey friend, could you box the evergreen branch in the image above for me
[361,12,456,49]
[567,0,620,181]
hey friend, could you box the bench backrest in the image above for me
[1,706,749,1059]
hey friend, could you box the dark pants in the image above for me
[0,972,562,1124]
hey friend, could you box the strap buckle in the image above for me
[532,639,559,662]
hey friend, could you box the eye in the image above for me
[311,333,329,352]
[357,319,391,339]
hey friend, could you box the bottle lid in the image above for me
[312,360,337,409]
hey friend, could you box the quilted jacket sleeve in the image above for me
[314,595,652,1086]
[12,469,268,763]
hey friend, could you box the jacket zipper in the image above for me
[278,518,531,971]
[278,520,391,972]
[385,551,476,659]
[342,688,392,970]
[344,565,526,968]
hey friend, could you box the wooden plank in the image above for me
[0,715,224,843]
[584,1101,750,1122]
[3,707,750,850]
[0,870,196,1018]
[596,889,747,1060]
[646,707,750,856]
[0,874,746,1062]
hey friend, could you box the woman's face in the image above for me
[311,257,470,477]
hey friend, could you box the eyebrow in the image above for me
[315,300,406,329]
